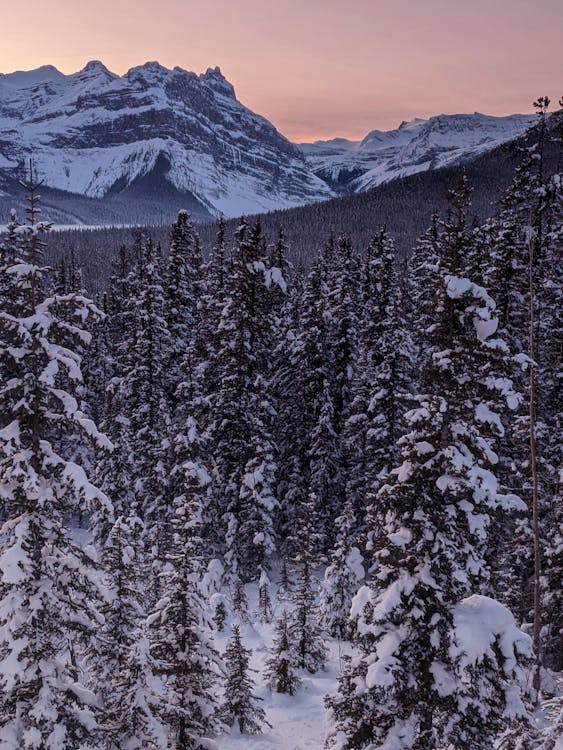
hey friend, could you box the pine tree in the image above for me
[326,179,531,750]
[319,503,365,639]
[498,680,563,750]
[265,611,301,696]
[278,256,328,554]
[95,514,167,749]
[165,210,205,410]
[232,578,249,621]
[211,595,228,632]
[257,567,273,623]
[237,388,278,577]
[344,229,414,528]
[148,436,222,749]
[480,105,563,676]
[270,280,307,557]
[220,625,270,735]
[120,237,171,574]
[289,495,327,673]
[277,558,294,599]
[207,220,278,580]
[0,171,111,748]
[199,216,229,403]
[115,632,169,749]
[92,245,138,544]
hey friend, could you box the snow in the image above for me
[444,274,499,340]
[212,565,355,750]
[475,402,504,435]
[388,527,413,548]
[265,267,288,294]
[0,61,333,218]
[450,594,532,674]
[300,112,535,191]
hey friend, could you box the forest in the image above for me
[0,99,561,749]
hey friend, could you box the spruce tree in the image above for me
[119,236,171,575]
[148,438,222,749]
[95,514,166,749]
[165,210,205,410]
[344,229,414,528]
[289,495,327,673]
[220,625,270,735]
[0,174,111,748]
[265,611,301,696]
[207,220,279,580]
[326,179,531,750]
[319,503,365,639]
[257,567,273,623]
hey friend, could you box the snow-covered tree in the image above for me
[207,220,279,580]
[326,179,532,750]
[257,567,273,623]
[497,689,563,750]
[319,504,364,639]
[289,495,327,674]
[113,632,169,750]
[92,513,167,749]
[219,625,270,735]
[265,611,301,696]
[0,175,112,748]
[148,424,222,749]
[231,579,249,622]
[344,230,414,527]
[165,210,205,409]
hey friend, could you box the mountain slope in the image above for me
[300,113,535,193]
[0,60,539,225]
[0,61,334,218]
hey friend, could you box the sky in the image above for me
[0,0,561,141]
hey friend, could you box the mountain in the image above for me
[299,113,535,193]
[0,60,333,219]
[0,60,537,225]
[48,110,562,293]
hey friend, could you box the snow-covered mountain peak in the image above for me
[0,64,66,89]
[301,112,535,192]
[397,117,427,131]
[0,60,333,219]
[200,66,236,99]
[0,60,538,222]
[80,60,114,75]
[124,60,173,86]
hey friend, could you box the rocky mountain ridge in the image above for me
[0,61,536,222]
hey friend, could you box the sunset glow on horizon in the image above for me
[1,0,561,141]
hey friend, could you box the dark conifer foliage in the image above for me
[147,438,222,749]
[1,109,560,750]
[207,219,280,580]
[326,177,532,750]
[289,495,327,673]
[265,611,302,696]
[319,503,365,639]
[220,625,270,735]
[165,210,206,409]
[0,172,111,748]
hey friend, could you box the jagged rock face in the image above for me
[299,113,536,193]
[0,61,333,217]
[0,59,536,223]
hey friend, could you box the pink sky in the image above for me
[1,0,561,141]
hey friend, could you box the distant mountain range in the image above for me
[299,112,535,193]
[0,60,536,224]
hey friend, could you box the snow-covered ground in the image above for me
[214,568,352,750]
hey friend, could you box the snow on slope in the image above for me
[300,113,536,192]
[0,60,537,221]
[0,61,334,218]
